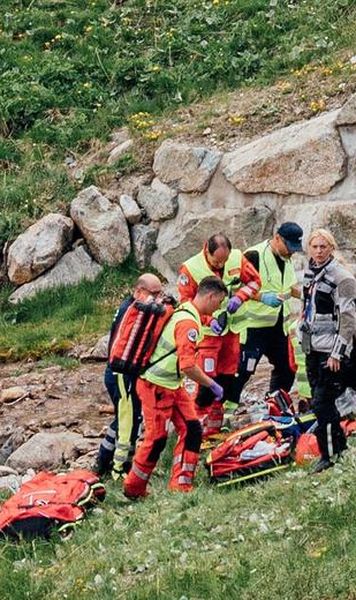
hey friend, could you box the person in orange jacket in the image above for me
[123,276,228,499]
[178,233,261,435]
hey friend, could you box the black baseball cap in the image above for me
[277,222,303,253]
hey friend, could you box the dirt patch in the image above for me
[0,361,111,442]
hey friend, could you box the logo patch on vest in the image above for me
[187,328,198,342]
[228,267,240,276]
[179,273,189,286]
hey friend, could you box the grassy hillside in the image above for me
[0,440,355,600]
[0,262,138,361]
[1,0,355,251]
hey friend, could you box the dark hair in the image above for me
[207,233,232,254]
[197,276,228,296]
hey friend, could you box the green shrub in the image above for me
[0,0,355,254]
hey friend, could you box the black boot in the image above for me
[92,454,113,477]
[310,457,334,474]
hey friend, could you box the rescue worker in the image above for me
[123,276,228,499]
[234,222,303,402]
[299,228,356,473]
[94,273,163,477]
[178,233,261,434]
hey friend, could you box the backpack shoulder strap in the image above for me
[142,307,199,372]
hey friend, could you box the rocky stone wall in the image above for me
[4,94,356,303]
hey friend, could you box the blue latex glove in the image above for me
[209,380,224,402]
[227,296,242,314]
[210,318,223,335]
[260,292,283,308]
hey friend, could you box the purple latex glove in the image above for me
[209,380,224,402]
[227,296,243,314]
[210,318,223,335]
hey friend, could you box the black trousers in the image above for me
[234,322,295,403]
[306,351,347,460]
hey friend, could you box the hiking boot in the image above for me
[123,488,149,500]
[310,458,334,475]
[91,456,113,477]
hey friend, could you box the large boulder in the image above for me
[70,186,130,265]
[137,178,178,221]
[7,213,74,285]
[222,110,346,196]
[131,223,158,269]
[156,204,274,272]
[6,432,85,473]
[8,246,102,304]
[153,140,222,193]
[280,199,356,269]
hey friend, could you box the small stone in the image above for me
[93,574,104,587]
[0,387,27,403]
[202,127,212,136]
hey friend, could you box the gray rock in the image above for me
[0,474,21,493]
[110,127,131,147]
[222,110,346,196]
[137,178,178,222]
[107,139,134,165]
[80,334,109,361]
[0,428,26,465]
[131,223,158,269]
[336,93,356,126]
[280,199,356,261]
[156,205,274,272]
[70,186,131,266]
[0,386,28,404]
[0,465,18,476]
[153,140,222,193]
[6,432,85,473]
[7,213,74,285]
[8,246,102,304]
[150,250,177,284]
[119,194,142,224]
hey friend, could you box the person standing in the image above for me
[178,233,261,434]
[234,222,303,402]
[123,276,228,499]
[299,228,356,473]
[94,273,163,477]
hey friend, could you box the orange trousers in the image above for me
[195,332,240,436]
[124,379,202,498]
[197,331,240,377]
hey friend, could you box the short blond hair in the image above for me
[307,228,349,266]
[308,228,337,250]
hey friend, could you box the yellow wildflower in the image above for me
[309,99,326,113]
[228,114,246,126]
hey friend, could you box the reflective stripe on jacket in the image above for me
[183,249,242,335]
[237,240,297,336]
[143,301,202,390]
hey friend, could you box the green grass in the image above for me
[0,0,355,249]
[0,441,355,600]
[0,261,139,361]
